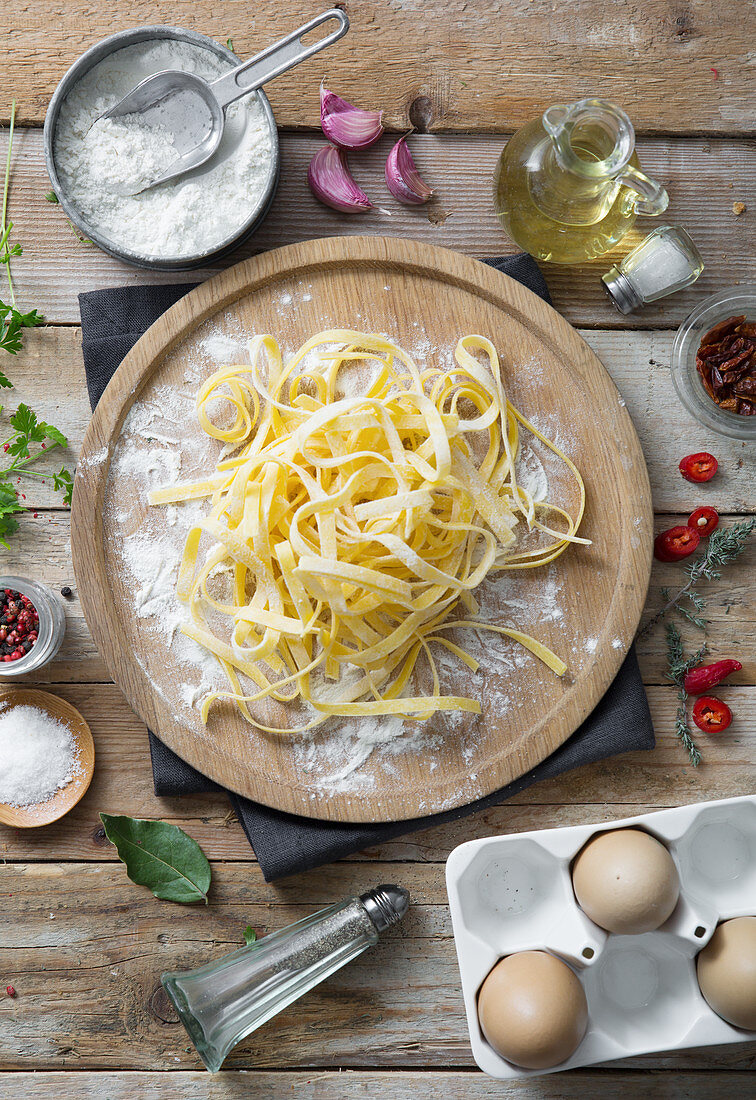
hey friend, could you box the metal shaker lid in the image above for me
[359,884,410,932]
[602,266,642,314]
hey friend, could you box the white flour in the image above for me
[53,39,274,259]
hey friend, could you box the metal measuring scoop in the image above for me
[97,9,349,194]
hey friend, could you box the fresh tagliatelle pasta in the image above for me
[148,330,589,734]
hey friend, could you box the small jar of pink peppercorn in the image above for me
[0,576,66,677]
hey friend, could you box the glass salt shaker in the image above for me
[162,884,410,1072]
[602,225,704,314]
[0,576,66,678]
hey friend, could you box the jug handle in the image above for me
[616,166,669,216]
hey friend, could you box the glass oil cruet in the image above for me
[493,98,669,265]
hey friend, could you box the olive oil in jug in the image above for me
[494,99,669,265]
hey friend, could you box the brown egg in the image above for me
[697,917,756,1031]
[572,828,679,934]
[477,950,588,1069]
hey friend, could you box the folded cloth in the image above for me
[79,252,654,881]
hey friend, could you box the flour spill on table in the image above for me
[103,311,584,793]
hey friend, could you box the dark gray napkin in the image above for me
[79,254,654,881]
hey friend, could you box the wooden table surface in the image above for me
[0,2,754,1097]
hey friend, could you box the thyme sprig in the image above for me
[666,622,707,767]
[641,517,756,636]
[661,586,708,631]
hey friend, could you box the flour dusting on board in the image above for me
[103,313,583,795]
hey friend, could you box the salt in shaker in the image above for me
[602,225,704,314]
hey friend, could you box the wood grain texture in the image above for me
[3,1071,755,1099]
[0,2,751,1093]
[8,325,756,515]
[0,683,752,863]
[4,129,754,327]
[1,861,754,1073]
[71,236,653,821]
[2,1,752,134]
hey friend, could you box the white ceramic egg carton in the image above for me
[445,794,756,1078]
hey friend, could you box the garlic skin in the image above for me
[320,86,384,151]
[307,146,373,213]
[385,138,433,205]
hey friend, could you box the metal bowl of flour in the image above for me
[43,26,280,271]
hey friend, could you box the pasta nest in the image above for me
[149,330,587,734]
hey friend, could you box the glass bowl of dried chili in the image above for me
[671,286,756,440]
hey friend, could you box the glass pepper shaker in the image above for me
[602,225,704,314]
[161,884,410,1072]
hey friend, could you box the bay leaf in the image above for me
[100,813,211,904]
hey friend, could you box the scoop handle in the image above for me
[210,9,349,110]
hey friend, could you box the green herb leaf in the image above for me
[52,466,73,505]
[45,190,59,203]
[665,622,704,767]
[43,423,67,448]
[99,813,212,904]
[227,37,234,50]
[0,479,23,546]
[243,925,257,945]
[0,300,43,355]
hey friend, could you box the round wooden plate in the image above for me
[72,237,652,823]
[0,688,95,827]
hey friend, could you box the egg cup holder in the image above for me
[446,794,756,1079]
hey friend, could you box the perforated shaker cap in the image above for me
[359,885,410,932]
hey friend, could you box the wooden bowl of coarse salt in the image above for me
[0,688,95,827]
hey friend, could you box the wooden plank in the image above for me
[3,1,751,134]
[2,1070,754,1099]
[0,862,754,1072]
[0,683,752,862]
[6,325,756,514]
[3,130,754,327]
[1,508,753,688]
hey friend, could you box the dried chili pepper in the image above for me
[692,696,732,733]
[695,315,756,416]
[654,525,700,562]
[683,659,742,695]
[688,506,719,536]
[679,452,718,483]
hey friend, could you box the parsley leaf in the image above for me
[0,299,44,355]
[0,479,24,547]
[52,466,73,506]
[43,423,68,448]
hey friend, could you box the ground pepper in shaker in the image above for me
[161,884,410,1072]
[602,225,704,314]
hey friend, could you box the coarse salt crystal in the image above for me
[0,705,82,807]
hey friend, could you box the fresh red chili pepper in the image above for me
[654,525,700,562]
[688,505,719,536]
[679,452,718,482]
[683,659,742,694]
[692,696,732,733]
[5,985,15,997]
